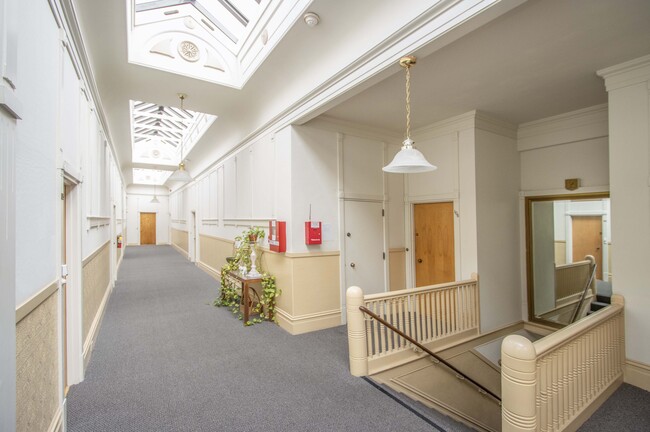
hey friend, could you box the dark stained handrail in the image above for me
[359,305,502,405]
[570,262,598,324]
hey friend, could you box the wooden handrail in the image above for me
[362,277,477,301]
[569,260,597,324]
[359,305,501,404]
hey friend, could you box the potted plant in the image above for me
[246,226,266,243]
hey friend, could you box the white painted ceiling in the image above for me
[72,0,650,186]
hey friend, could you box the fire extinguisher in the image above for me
[117,235,123,249]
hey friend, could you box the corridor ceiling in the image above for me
[72,0,650,187]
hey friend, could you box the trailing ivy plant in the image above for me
[214,227,280,326]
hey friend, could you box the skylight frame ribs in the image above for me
[134,0,193,13]
[213,0,248,26]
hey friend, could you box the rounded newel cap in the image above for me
[346,286,363,298]
[502,335,536,359]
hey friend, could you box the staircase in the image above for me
[368,323,550,432]
[589,279,613,314]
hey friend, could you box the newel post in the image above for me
[346,286,368,376]
[501,335,537,431]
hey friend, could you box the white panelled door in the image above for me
[344,201,385,295]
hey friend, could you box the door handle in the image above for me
[347,232,351,237]
[417,259,422,263]
[350,262,356,268]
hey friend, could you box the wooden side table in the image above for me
[227,271,262,325]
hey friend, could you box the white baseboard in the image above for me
[47,403,63,432]
[171,242,188,257]
[625,359,650,391]
[83,280,112,370]
[197,261,220,281]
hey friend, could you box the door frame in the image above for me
[565,211,608,281]
[61,171,84,389]
[405,199,461,289]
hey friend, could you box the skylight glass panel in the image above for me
[129,99,217,169]
[127,0,313,88]
[132,168,173,185]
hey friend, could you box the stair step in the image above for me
[596,294,611,304]
[591,301,609,312]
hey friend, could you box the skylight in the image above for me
[129,99,216,185]
[132,168,173,185]
[127,0,313,88]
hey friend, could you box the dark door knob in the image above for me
[350,262,356,268]
[418,259,422,263]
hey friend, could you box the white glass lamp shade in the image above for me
[150,195,160,203]
[383,139,437,173]
[168,163,192,183]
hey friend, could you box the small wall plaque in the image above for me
[565,178,580,191]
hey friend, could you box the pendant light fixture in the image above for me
[150,184,160,203]
[168,93,193,183]
[382,56,437,173]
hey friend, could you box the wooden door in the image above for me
[344,201,385,295]
[572,216,603,279]
[414,202,455,287]
[140,213,156,245]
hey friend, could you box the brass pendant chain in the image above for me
[405,64,411,140]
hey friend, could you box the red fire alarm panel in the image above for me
[269,220,286,253]
[305,221,322,245]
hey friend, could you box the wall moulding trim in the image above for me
[281,250,340,259]
[275,308,342,335]
[15,280,59,324]
[306,116,400,143]
[171,242,188,256]
[413,110,517,141]
[406,193,459,203]
[82,240,110,267]
[517,104,609,152]
[597,54,650,91]
[625,359,650,392]
[339,193,385,202]
[199,233,235,244]
[46,402,63,432]
[197,261,221,281]
[520,186,609,198]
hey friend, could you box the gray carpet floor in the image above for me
[66,246,444,431]
[67,245,650,432]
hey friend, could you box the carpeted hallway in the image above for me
[67,245,650,432]
[66,245,447,431]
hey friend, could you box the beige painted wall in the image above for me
[199,235,341,334]
[389,249,406,291]
[16,290,59,432]
[199,234,234,275]
[82,242,110,343]
[555,241,567,265]
[172,229,189,253]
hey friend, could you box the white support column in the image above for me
[501,335,537,431]
[598,55,650,371]
[346,286,368,377]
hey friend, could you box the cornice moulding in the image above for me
[517,104,609,152]
[597,54,650,91]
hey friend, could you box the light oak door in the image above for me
[572,216,603,279]
[414,202,455,287]
[140,212,156,245]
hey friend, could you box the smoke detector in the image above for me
[303,12,320,27]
